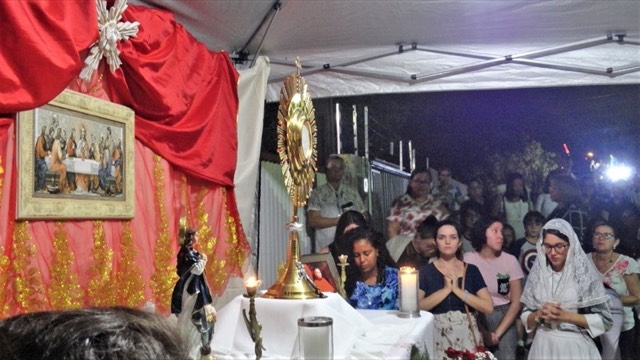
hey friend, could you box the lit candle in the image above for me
[338,254,348,266]
[399,267,418,314]
[245,277,261,297]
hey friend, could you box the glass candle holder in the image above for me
[298,316,333,359]
[398,266,420,318]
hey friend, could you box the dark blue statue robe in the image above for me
[170,245,213,314]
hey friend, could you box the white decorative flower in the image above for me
[80,0,140,81]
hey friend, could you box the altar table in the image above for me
[210,292,434,359]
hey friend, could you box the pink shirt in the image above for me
[464,251,524,306]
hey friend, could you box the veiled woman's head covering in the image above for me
[521,218,608,309]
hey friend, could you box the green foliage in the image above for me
[410,345,430,360]
[471,138,560,194]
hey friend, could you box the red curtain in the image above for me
[0,1,249,315]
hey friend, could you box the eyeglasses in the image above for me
[593,232,615,240]
[542,243,569,253]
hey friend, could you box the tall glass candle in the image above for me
[398,267,420,318]
[298,316,333,359]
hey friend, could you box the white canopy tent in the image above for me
[133,0,639,101]
[129,0,639,299]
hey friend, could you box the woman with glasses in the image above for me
[588,221,640,360]
[521,218,612,359]
[386,168,449,262]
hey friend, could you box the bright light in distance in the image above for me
[586,152,594,158]
[605,164,633,182]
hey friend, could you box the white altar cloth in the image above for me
[211,292,434,359]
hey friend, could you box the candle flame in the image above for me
[245,277,258,288]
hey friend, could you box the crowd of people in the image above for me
[306,154,640,360]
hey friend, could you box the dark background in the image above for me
[263,84,640,182]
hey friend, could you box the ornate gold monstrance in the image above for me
[263,58,323,299]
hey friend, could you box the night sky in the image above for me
[333,85,640,180]
[264,84,639,182]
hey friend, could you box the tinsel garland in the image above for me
[117,221,145,307]
[0,246,10,316]
[150,155,178,312]
[49,222,83,309]
[87,221,116,306]
[195,187,221,292]
[12,221,48,312]
[223,188,248,272]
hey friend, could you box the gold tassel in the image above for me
[150,155,177,312]
[49,222,83,309]
[87,221,116,306]
[12,221,48,312]
[0,246,11,316]
[224,188,249,271]
[117,221,145,307]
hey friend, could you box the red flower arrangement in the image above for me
[445,346,496,360]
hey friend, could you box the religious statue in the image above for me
[171,218,217,359]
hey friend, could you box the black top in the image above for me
[419,262,486,314]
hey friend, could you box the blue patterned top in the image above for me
[349,266,399,310]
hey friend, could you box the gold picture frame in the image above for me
[300,253,340,292]
[17,89,135,219]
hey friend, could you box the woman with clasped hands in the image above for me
[521,218,613,359]
[418,219,493,359]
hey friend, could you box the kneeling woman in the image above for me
[344,227,399,310]
[521,218,612,359]
[418,219,493,359]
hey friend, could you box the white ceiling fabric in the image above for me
[131,0,640,101]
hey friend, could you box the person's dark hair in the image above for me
[335,211,368,239]
[406,167,431,198]
[549,173,582,206]
[415,215,439,239]
[589,219,619,240]
[326,154,345,168]
[343,227,396,297]
[543,169,565,193]
[434,219,464,260]
[330,210,368,261]
[460,200,485,231]
[467,177,483,190]
[505,172,528,202]
[470,217,503,251]
[0,307,188,359]
[438,167,452,176]
[542,228,570,243]
[184,228,197,245]
[523,210,545,226]
[502,223,515,238]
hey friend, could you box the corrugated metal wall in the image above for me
[369,161,410,238]
[258,161,311,288]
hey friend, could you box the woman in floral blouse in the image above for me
[588,220,640,360]
[344,227,399,310]
[386,168,449,262]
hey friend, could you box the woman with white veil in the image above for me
[520,218,613,359]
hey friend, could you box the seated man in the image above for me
[396,215,439,268]
[307,155,367,253]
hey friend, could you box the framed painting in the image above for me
[301,253,340,293]
[16,89,135,219]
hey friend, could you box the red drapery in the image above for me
[0,1,249,315]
